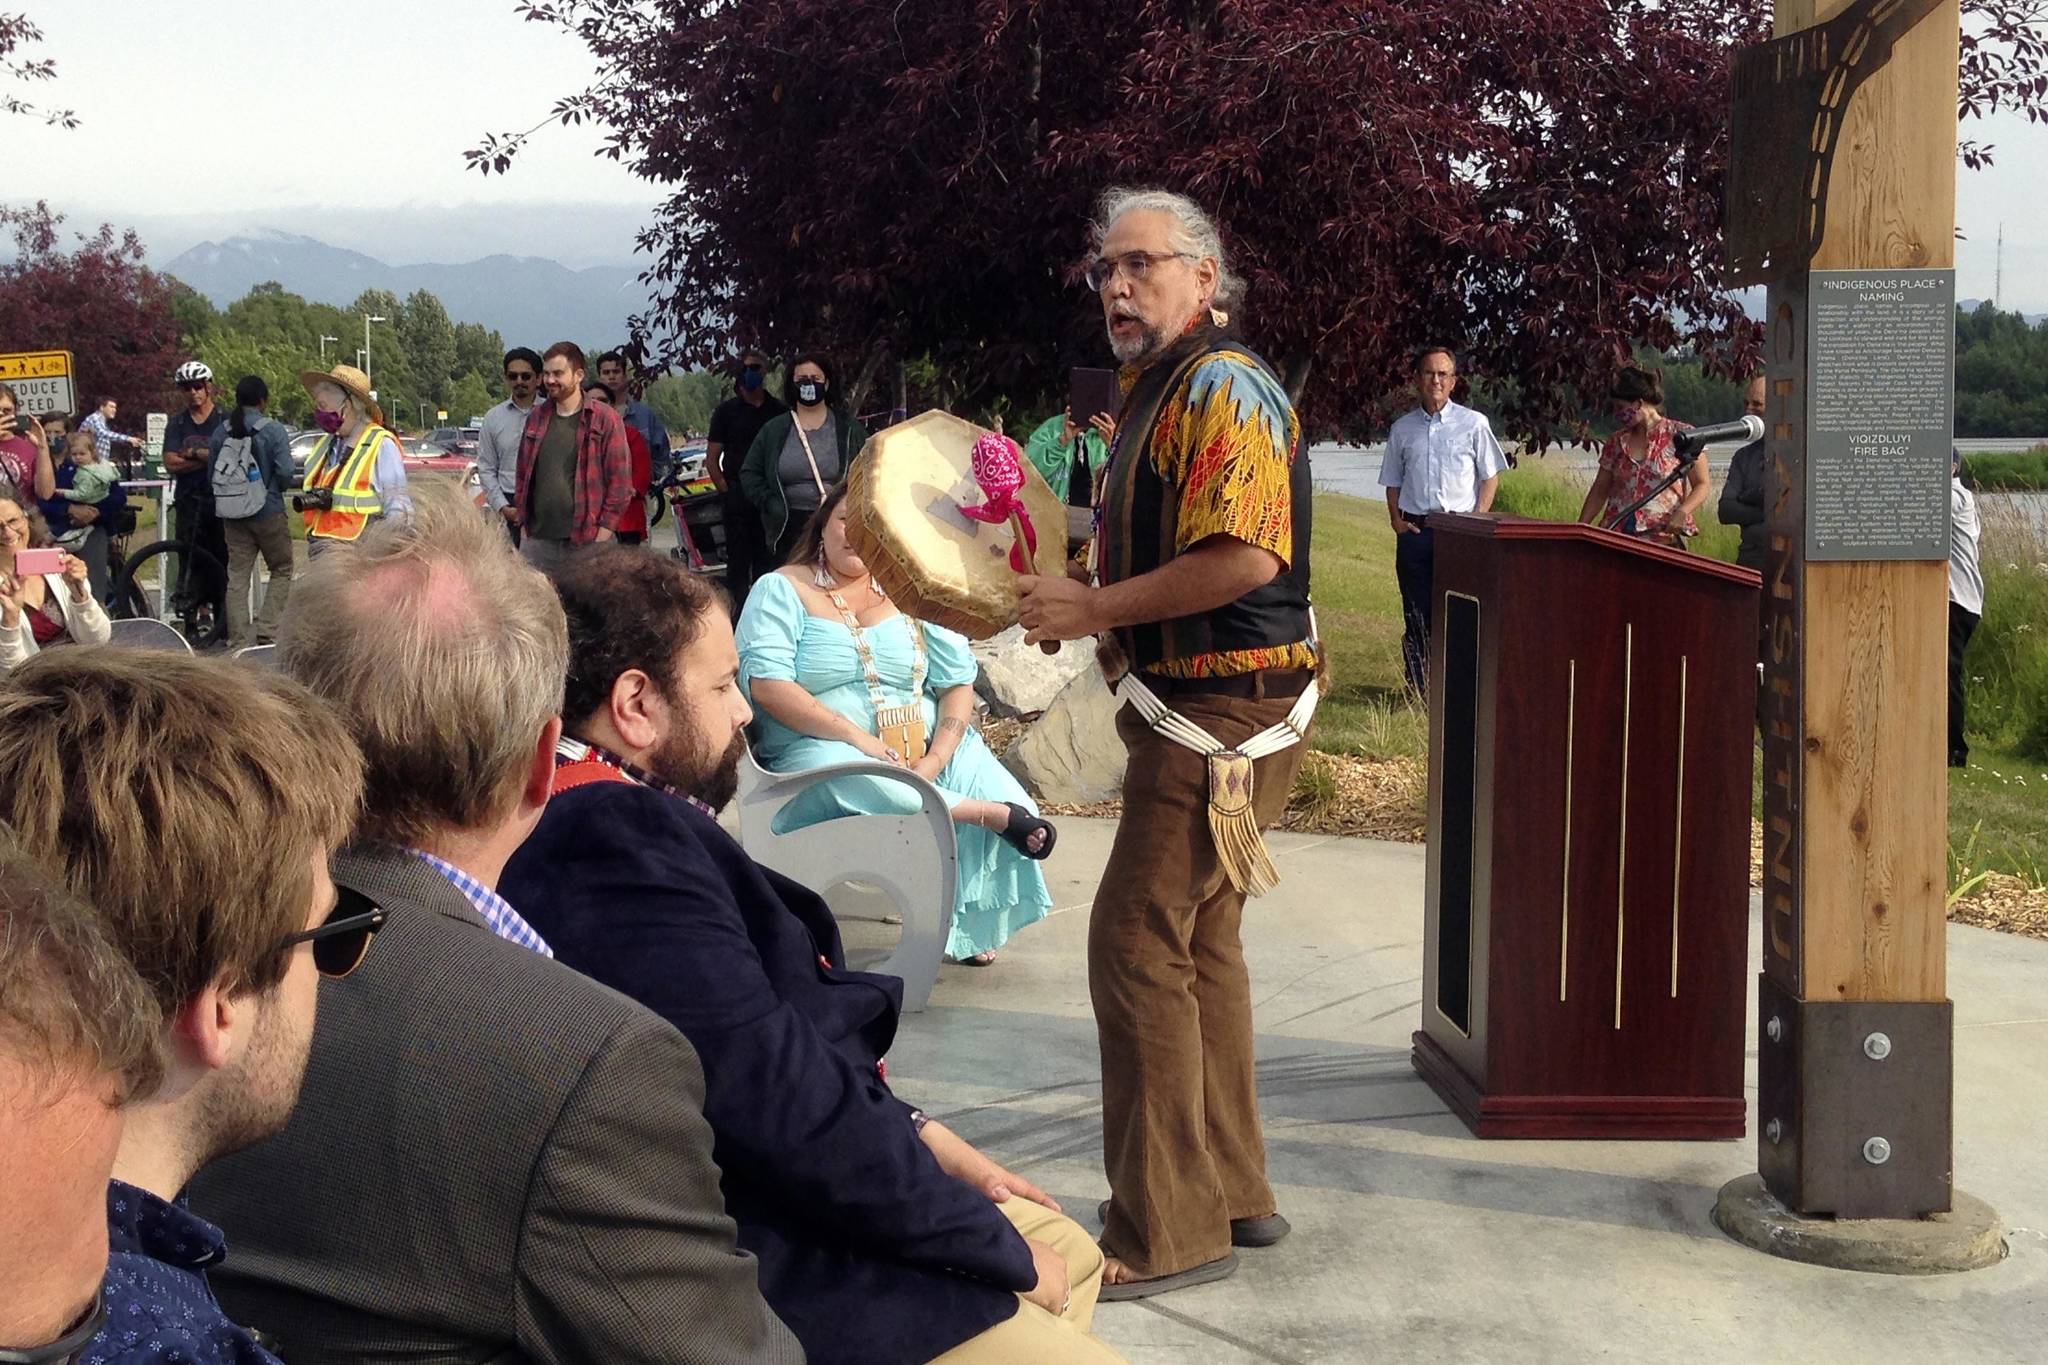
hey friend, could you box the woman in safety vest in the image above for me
[296,364,413,554]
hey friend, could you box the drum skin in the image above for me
[845,410,1067,639]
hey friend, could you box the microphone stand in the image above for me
[1604,439,1709,540]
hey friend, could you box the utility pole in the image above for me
[319,335,340,365]
[1994,223,2004,309]
[363,312,388,387]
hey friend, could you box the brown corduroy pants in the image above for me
[1090,686,1308,1278]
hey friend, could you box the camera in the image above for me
[292,487,334,513]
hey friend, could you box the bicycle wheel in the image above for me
[114,539,230,648]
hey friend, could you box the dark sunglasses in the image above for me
[276,888,386,978]
[505,369,536,382]
[178,380,208,390]
[0,1288,105,1364]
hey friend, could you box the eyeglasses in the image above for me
[505,370,536,382]
[274,889,386,978]
[1084,250,1196,293]
[0,1287,105,1364]
[178,381,207,391]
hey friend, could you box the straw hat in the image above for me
[299,363,382,425]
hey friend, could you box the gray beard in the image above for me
[1108,319,1165,366]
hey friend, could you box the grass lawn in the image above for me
[1303,494,1426,760]
[1306,478,2048,888]
[1950,744,2048,887]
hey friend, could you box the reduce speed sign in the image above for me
[0,350,76,417]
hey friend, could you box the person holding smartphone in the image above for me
[0,382,57,503]
[1023,408,1114,507]
[0,493,110,668]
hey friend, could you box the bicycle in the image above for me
[110,493,230,649]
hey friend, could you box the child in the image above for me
[54,431,118,549]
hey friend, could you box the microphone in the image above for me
[1674,414,1764,456]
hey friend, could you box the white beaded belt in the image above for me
[1114,668,1321,898]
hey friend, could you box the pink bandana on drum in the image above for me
[960,432,1039,572]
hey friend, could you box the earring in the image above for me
[813,552,836,589]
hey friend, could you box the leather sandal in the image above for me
[1097,1251,1239,1302]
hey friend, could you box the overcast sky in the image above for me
[15,0,2048,310]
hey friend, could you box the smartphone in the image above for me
[1068,367,1120,430]
[15,547,65,575]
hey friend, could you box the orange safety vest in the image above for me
[301,425,388,541]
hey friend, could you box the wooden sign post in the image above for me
[1715,0,2002,1268]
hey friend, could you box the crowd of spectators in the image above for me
[1,487,1115,1364]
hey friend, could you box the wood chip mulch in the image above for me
[1747,818,2047,941]
[1949,874,2048,941]
[991,716,2047,941]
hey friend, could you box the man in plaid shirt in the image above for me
[514,341,635,572]
[80,396,145,465]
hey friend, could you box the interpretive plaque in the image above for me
[1805,269,1954,561]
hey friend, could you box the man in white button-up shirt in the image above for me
[1380,346,1508,694]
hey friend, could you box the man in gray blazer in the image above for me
[190,493,801,1364]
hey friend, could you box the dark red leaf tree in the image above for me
[476,0,2048,442]
[1,12,76,128]
[0,202,187,422]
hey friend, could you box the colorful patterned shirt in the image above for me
[410,849,554,957]
[1116,350,1318,678]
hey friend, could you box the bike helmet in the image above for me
[174,360,213,384]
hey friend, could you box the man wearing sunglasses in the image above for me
[162,362,233,613]
[477,346,542,545]
[191,493,799,1364]
[0,840,163,1365]
[0,651,366,1364]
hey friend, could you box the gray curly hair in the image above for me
[1090,187,1244,310]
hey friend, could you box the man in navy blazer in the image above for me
[500,547,1120,1365]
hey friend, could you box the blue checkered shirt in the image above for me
[410,849,554,958]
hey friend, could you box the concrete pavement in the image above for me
[864,820,2047,1364]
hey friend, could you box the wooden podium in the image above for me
[1411,515,1760,1138]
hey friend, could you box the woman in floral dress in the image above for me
[1578,365,1713,545]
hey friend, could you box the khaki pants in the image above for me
[223,510,294,647]
[1090,686,1308,1278]
[927,1199,1123,1364]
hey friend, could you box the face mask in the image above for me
[313,409,345,435]
[796,379,826,406]
[739,367,764,393]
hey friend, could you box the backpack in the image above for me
[210,416,272,519]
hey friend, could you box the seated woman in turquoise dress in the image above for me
[735,484,1056,965]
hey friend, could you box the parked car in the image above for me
[287,429,324,488]
[428,425,479,458]
[671,438,709,483]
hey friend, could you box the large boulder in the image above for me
[971,625,1093,719]
[1002,663,1127,804]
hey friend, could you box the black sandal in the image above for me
[994,802,1056,860]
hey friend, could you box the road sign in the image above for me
[0,349,76,416]
[437,409,448,421]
